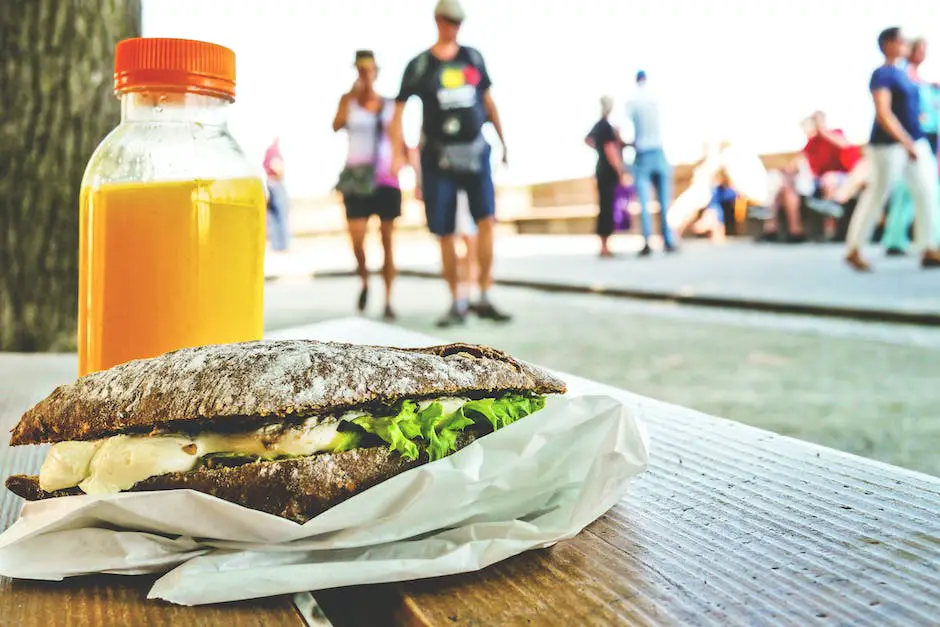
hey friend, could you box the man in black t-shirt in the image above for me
[389,0,511,327]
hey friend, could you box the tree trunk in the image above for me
[0,0,141,351]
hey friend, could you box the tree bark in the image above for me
[0,0,141,351]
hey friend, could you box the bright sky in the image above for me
[143,0,940,197]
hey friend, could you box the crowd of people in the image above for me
[584,27,940,271]
[268,15,940,320]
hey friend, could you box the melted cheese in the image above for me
[39,419,341,494]
[38,440,103,491]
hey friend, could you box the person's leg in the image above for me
[454,235,469,298]
[439,233,459,297]
[761,188,784,237]
[655,150,676,249]
[454,192,480,305]
[833,159,869,204]
[464,148,494,295]
[780,183,804,237]
[845,145,903,270]
[882,183,913,253]
[346,217,369,311]
[375,186,401,319]
[465,146,510,321]
[276,181,290,251]
[633,151,654,252]
[464,234,479,294]
[596,174,615,256]
[475,216,494,291]
[711,207,727,243]
[379,219,396,318]
[268,180,290,252]
[265,182,282,251]
[421,151,462,319]
[903,138,940,264]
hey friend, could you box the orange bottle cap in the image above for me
[114,38,236,100]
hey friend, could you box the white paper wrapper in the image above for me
[0,394,648,605]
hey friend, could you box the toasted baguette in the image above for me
[5,431,482,523]
[10,341,566,446]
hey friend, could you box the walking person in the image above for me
[881,37,940,255]
[626,70,676,256]
[845,27,940,271]
[333,50,402,320]
[389,0,511,327]
[585,96,627,257]
[263,137,290,253]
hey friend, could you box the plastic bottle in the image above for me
[78,38,265,376]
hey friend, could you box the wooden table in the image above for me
[2,318,939,626]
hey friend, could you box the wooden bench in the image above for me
[518,151,803,236]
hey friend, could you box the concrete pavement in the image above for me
[267,234,940,324]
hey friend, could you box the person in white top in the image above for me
[332,50,403,320]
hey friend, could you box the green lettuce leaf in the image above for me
[350,394,546,462]
[415,402,476,461]
[462,394,546,431]
[352,401,420,460]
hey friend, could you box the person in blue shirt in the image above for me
[845,27,940,271]
[881,38,940,255]
[626,71,677,257]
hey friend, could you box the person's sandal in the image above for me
[383,305,397,321]
[921,251,940,269]
[845,250,872,272]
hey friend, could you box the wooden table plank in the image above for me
[270,320,940,627]
[1,576,303,626]
[0,354,304,626]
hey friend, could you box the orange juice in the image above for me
[78,178,266,376]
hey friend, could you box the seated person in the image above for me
[761,112,866,241]
[799,111,867,216]
[686,172,737,243]
[675,140,768,240]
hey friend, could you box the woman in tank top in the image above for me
[333,50,402,320]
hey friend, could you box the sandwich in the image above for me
[5,340,566,522]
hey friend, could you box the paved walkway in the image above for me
[268,234,940,323]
